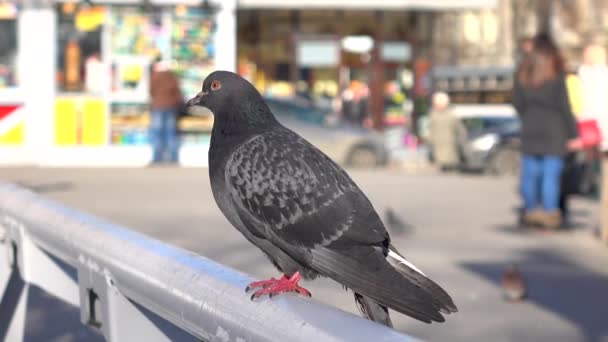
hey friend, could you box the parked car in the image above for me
[453,104,521,175]
[263,96,389,168]
[425,104,521,175]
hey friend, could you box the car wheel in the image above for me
[347,145,379,168]
[488,148,520,176]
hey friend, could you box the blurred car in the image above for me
[452,104,521,175]
[263,96,389,168]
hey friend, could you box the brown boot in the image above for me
[538,210,562,229]
[523,208,544,226]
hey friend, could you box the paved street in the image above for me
[1,166,607,342]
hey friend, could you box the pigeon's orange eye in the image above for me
[211,80,221,91]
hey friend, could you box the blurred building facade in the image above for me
[236,0,499,133]
[430,0,608,104]
[0,0,607,166]
[430,0,519,106]
[547,0,608,67]
[237,0,608,132]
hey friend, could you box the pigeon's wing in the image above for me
[224,129,388,249]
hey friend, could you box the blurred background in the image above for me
[2,0,606,168]
[1,0,608,341]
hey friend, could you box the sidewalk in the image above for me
[0,167,606,341]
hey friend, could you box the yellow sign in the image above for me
[75,6,105,32]
[54,99,78,145]
[82,99,107,145]
[0,105,25,145]
[54,97,108,146]
[0,122,24,144]
[122,64,143,83]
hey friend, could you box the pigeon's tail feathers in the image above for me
[354,293,393,327]
[387,245,458,314]
[311,246,451,323]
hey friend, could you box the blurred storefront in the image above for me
[0,0,236,166]
[431,65,515,104]
[236,0,497,134]
[0,3,26,162]
[1,0,523,166]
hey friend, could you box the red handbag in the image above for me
[578,119,602,147]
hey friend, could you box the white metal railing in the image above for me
[0,182,416,341]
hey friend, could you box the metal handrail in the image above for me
[0,182,416,341]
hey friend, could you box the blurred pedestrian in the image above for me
[428,92,465,172]
[357,84,370,125]
[559,65,585,225]
[578,43,608,242]
[149,58,183,164]
[341,86,355,123]
[519,36,534,60]
[512,33,580,229]
[521,37,534,54]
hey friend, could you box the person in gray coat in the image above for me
[428,92,466,171]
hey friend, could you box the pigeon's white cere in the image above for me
[388,250,427,276]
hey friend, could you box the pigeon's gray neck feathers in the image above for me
[214,93,279,132]
[240,93,277,124]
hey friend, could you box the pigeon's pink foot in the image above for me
[246,271,311,300]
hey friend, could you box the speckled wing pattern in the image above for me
[224,129,387,249]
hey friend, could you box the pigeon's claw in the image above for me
[247,272,311,300]
[245,277,279,292]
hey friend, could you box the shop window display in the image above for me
[237,11,291,94]
[381,42,413,128]
[171,6,216,99]
[171,6,216,147]
[0,16,17,89]
[295,40,340,110]
[238,10,423,132]
[108,6,170,146]
[110,6,169,58]
[56,3,104,93]
[108,6,216,147]
[53,4,217,149]
[54,3,109,147]
[0,5,22,146]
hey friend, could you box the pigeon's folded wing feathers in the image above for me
[224,129,387,248]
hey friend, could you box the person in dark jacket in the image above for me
[512,33,581,229]
[149,59,183,164]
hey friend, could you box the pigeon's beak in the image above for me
[186,91,208,108]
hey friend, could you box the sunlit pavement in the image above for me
[1,166,607,342]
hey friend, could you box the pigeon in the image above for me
[501,264,527,302]
[384,207,415,236]
[187,71,457,326]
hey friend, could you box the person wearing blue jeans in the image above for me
[150,108,179,163]
[512,33,580,228]
[520,155,564,213]
[149,59,183,164]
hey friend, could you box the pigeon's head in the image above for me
[187,70,276,126]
